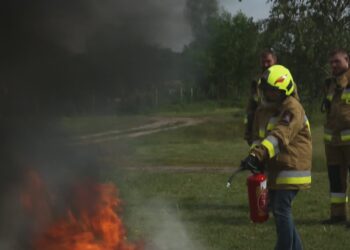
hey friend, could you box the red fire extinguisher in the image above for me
[247,173,269,223]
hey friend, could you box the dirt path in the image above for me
[76,117,205,144]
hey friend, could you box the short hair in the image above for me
[329,48,349,59]
[261,48,277,60]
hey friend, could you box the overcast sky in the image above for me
[162,0,271,51]
[219,0,271,20]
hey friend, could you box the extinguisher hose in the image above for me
[226,162,246,188]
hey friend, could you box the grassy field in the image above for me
[59,105,346,250]
[60,115,156,136]
[107,170,350,250]
[84,108,326,172]
[118,114,247,167]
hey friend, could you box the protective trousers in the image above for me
[325,145,350,220]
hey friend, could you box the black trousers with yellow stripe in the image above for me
[325,144,350,219]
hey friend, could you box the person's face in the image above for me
[263,88,281,103]
[329,53,349,76]
[260,79,284,104]
[260,54,276,71]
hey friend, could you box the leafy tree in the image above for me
[264,0,350,104]
[206,12,260,99]
[184,10,261,100]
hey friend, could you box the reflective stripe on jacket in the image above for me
[330,192,348,204]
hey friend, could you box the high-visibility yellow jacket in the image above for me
[250,96,312,190]
[323,69,350,145]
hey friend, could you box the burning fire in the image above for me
[20,170,140,250]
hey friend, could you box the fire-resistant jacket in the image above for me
[323,69,350,145]
[250,96,312,190]
[244,78,300,145]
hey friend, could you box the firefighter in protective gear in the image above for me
[244,50,300,145]
[322,49,350,223]
[242,65,312,250]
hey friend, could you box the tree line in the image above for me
[184,0,350,108]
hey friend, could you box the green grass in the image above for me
[105,169,350,250]
[59,104,328,170]
[60,115,155,136]
[311,125,326,172]
[58,106,339,249]
[59,107,327,171]
[98,113,326,172]
[123,116,247,167]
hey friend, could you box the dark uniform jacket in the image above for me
[323,69,350,145]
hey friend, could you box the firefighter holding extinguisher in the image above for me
[241,65,312,250]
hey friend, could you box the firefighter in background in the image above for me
[242,65,312,250]
[322,49,350,223]
[244,49,277,145]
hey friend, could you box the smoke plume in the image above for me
[137,199,206,250]
[0,0,191,115]
[0,0,205,248]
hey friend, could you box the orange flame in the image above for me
[20,170,140,250]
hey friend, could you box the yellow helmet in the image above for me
[261,65,295,96]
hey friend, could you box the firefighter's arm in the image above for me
[250,107,303,162]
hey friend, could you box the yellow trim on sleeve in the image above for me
[261,139,275,158]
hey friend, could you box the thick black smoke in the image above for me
[0,0,190,115]
[0,1,193,248]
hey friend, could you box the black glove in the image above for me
[242,154,263,173]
